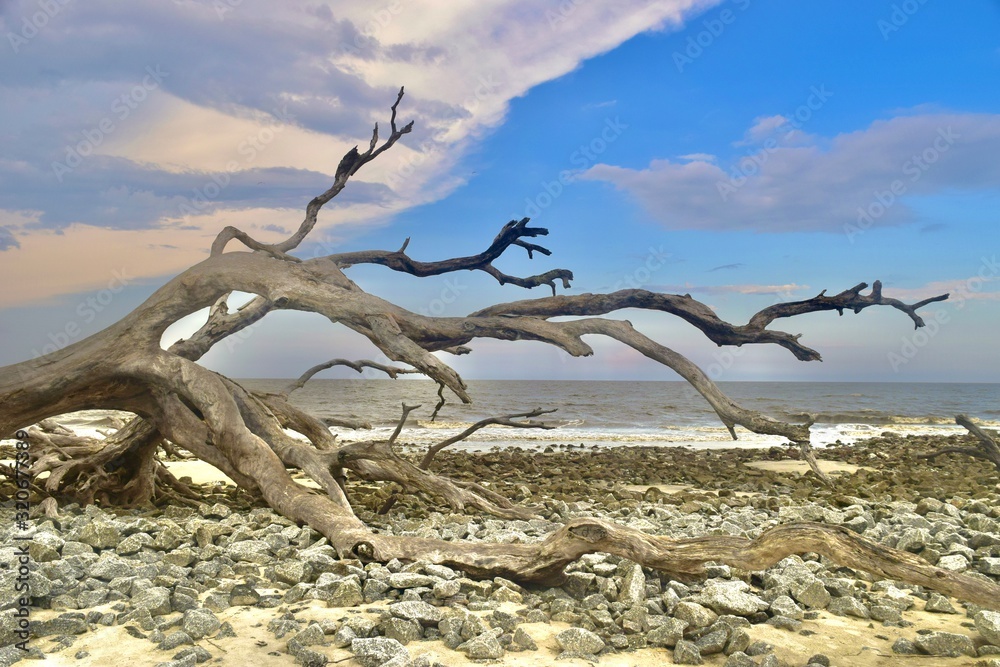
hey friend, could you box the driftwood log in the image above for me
[3,89,997,610]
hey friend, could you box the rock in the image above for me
[827,597,870,619]
[695,628,729,655]
[512,627,537,651]
[555,627,605,655]
[388,601,443,625]
[172,646,212,664]
[618,562,646,607]
[387,573,436,589]
[132,587,173,617]
[693,581,768,617]
[326,580,364,608]
[891,638,919,655]
[924,593,957,614]
[768,595,803,620]
[229,584,261,607]
[90,555,134,581]
[936,554,968,571]
[431,579,460,599]
[351,637,409,667]
[975,610,1000,646]
[181,609,220,639]
[159,630,194,651]
[724,652,757,667]
[674,601,718,629]
[77,522,121,549]
[913,631,977,657]
[460,631,505,660]
[674,639,703,665]
[275,560,311,585]
[646,617,688,648]
[806,654,830,667]
[225,540,273,565]
[789,579,830,610]
[377,618,422,645]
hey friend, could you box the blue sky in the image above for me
[1,0,998,382]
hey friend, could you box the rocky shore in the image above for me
[2,432,1000,667]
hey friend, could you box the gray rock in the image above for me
[647,617,688,648]
[275,560,311,585]
[387,572,436,589]
[913,631,977,657]
[388,601,443,625]
[725,628,751,655]
[133,587,173,617]
[827,596,870,619]
[674,601,718,629]
[377,618,422,645]
[693,581,768,617]
[924,593,957,614]
[351,637,409,667]
[225,540,273,565]
[556,627,605,655]
[229,584,261,606]
[77,522,121,549]
[695,628,729,655]
[431,579,460,599]
[789,579,830,609]
[674,639,703,665]
[460,631,505,660]
[975,610,1000,647]
[172,646,212,664]
[892,637,919,655]
[181,608,220,639]
[724,652,757,667]
[326,580,364,608]
[90,555,134,581]
[768,595,803,620]
[512,627,537,651]
[159,630,194,651]
[618,562,646,607]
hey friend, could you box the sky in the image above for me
[1,0,999,383]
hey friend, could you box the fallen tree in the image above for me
[4,89,998,609]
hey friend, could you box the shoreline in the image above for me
[3,431,1000,666]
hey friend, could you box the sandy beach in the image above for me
[3,429,1000,667]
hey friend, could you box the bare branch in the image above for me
[419,408,557,468]
[330,217,574,293]
[282,358,420,396]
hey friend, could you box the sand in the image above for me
[29,594,988,667]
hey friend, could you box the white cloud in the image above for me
[581,112,1000,233]
[652,282,809,296]
[0,0,720,301]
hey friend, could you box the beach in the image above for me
[3,419,1000,667]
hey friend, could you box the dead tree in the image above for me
[4,89,998,609]
[918,414,1000,472]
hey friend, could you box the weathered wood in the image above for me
[1,89,980,614]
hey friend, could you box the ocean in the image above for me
[237,379,1000,452]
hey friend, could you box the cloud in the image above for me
[651,282,808,296]
[581,112,1000,233]
[0,226,19,250]
[883,273,1000,304]
[0,0,719,300]
[708,263,742,272]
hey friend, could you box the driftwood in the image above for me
[918,414,1000,472]
[4,89,994,611]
